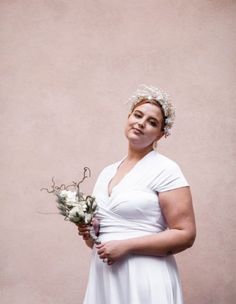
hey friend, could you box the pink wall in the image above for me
[1,1,235,303]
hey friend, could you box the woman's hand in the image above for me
[76,218,100,249]
[77,218,100,241]
[76,223,94,249]
[96,240,129,265]
[77,224,91,240]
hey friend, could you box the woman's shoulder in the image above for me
[150,151,189,190]
[151,151,180,169]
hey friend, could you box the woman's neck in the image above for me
[126,145,154,161]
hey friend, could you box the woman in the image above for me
[78,85,196,304]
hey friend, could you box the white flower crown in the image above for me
[128,84,175,137]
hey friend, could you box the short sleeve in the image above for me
[152,161,189,193]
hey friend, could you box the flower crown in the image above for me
[128,85,175,137]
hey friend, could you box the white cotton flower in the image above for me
[65,191,77,201]
[68,202,87,219]
[64,191,78,207]
[65,201,78,208]
[77,201,87,213]
[84,213,92,224]
[59,190,68,199]
[58,190,74,204]
[68,206,84,222]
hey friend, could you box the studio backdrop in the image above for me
[1,1,235,303]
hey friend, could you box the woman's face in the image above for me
[125,102,164,150]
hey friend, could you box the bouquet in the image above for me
[41,167,100,244]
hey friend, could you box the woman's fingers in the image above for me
[95,243,115,265]
[96,243,104,250]
[78,227,89,233]
[77,224,90,240]
[97,245,111,260]
[78,224,89,232]
[76,219,100,241]
[96,240,128,265]
[96,246,104,255]
[96,245,107,258]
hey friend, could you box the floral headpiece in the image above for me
[128,85,175,137]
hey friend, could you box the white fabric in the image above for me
[83,150,189,304]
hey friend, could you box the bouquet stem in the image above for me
[89,224,101,244]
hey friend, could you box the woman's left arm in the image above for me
[126,186,196,256]
[97,187,196,263]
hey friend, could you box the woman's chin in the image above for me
[127,139,153,151]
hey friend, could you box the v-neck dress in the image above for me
[83,150,189,304]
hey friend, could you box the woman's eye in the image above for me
[133,113,142,118]
[149,121,157,127]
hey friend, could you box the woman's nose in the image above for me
[137,120,145,128]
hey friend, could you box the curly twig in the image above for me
[41,167,92,196]
[40,177,57,193]
[76,167,91,197]
[65,181,77,190]
[41,178,67,192]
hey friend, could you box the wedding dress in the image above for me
[83,150,188,304]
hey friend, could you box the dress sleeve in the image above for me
[152,161,189,193]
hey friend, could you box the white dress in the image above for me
[83,150,189,304]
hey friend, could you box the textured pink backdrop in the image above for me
[1,1,235,303]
